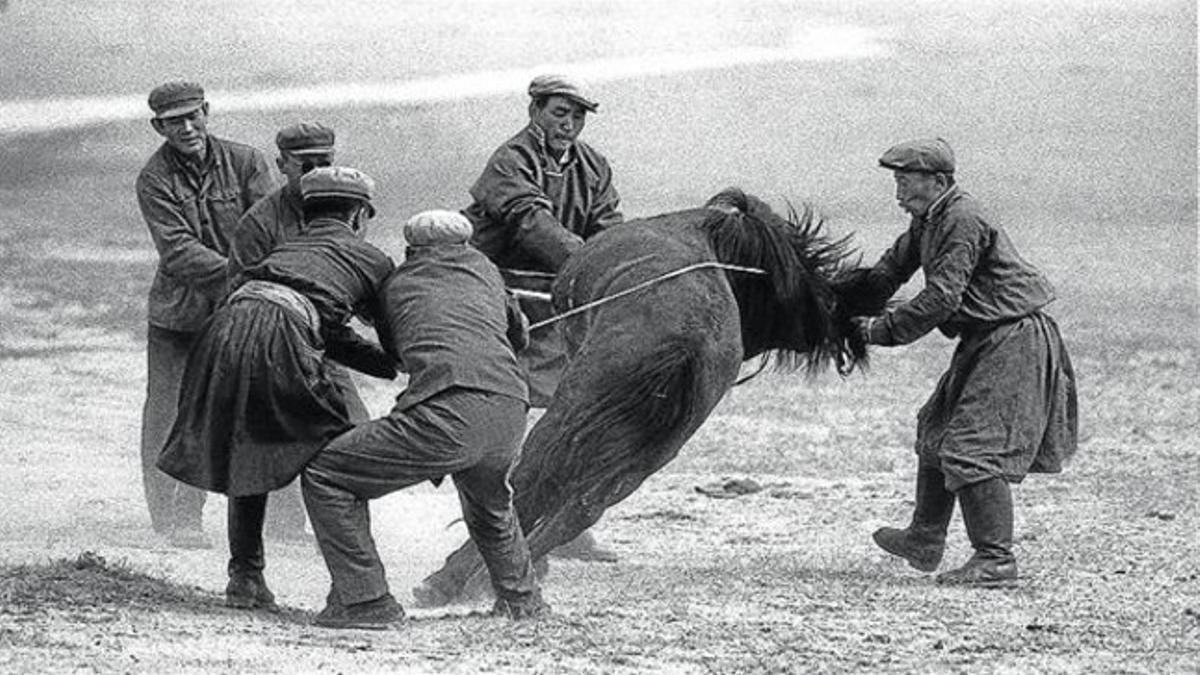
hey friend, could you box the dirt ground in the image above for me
[1,304,1197,674]
[1,1,1197,673]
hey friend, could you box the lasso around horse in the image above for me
[515,261,767,332]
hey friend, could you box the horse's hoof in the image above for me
[410,581,454,608]
[548,531,619,563]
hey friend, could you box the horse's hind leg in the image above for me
[523,456,676,563]
[412,538,485,607]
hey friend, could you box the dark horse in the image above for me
[415,187,889,604]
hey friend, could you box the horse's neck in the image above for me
[730,282,790,358]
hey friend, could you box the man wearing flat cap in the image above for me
[465,74,622,280]
[462,74,623,562]
[161,165,396,612]
[226,122,359,543]
[303,210,546,629]
[852,137,1078,588]
[135,80,275,549]
[228,122,336,286]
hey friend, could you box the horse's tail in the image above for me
[516,334,706,525]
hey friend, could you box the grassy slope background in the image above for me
[0,1,1196,673]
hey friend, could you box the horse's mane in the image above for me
[702,187,864,374]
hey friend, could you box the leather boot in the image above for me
[226,494,277,609]
[936,478,1018,588]
[873,464,956,572]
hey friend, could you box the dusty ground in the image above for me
[0,303,1197,674]
[1,1,1197,673]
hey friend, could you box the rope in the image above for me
[527,261,767,332]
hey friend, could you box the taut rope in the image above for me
[526,261,767,332]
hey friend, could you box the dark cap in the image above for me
[148,81,206,119]
[878,137,956,174]
[301,166,376,216]
[528,74,598,112]
[276,122,336,156]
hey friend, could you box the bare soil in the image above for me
[0,322,1197,673]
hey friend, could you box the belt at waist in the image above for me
[953,311,1039,340]
[228,280,320,333]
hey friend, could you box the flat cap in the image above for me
[301,166,376,215]
[528,74,598,112]
[404,210,474,246]
[148,81,206,119]
[878,137,956,174]
[276,122,336,155]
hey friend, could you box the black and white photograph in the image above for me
[0,1,1195,672]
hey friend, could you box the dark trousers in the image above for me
[515,294,567,408]
[228,494,267,576]
[303,388,538,606]
[140,325,207,533]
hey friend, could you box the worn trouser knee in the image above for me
[302,462,390,606]
[454,460,538,603]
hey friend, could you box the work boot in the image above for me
[314,593,405,630]
[873,464,955,572]
[491,591,551,620]
[225,571,278,610]
[549,530,619,563]
[936,478,1018,588]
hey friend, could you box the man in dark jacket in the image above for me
[857,138,1078,587]
[135,80,275,548]
[465,74,622,276]
[463,73,623,562]
[227,122,365,542]
[303,210,546,629]
[160,166,395,612]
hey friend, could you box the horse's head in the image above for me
[702,187,871,375]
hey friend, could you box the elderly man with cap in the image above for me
[226,122,365,543]
[853,137,1078,587]
[135,80,275,549]
[159,166,396,611]
[302,209,546,629]
[463,73,623,562]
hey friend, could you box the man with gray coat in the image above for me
[857,137,1078,587]
[135,80,274,548]
[303,210,546,629]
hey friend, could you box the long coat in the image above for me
[157,219,395,496]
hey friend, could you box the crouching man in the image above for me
[303,209,547,629]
